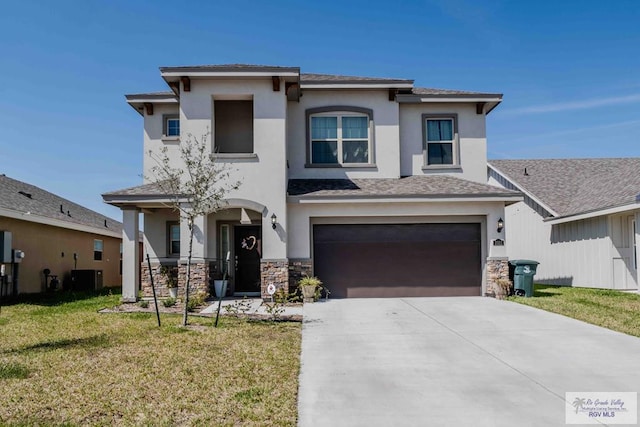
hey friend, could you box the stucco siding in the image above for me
[287,90,400,179]
[0,216,122,293]
[143,104,181,181]
[400,103,487,183]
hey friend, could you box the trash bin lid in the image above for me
[509,259,540,266]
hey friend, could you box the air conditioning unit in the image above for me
[71,269,104,291]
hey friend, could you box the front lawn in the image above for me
[0,290,301,426]
[509,284,640,337]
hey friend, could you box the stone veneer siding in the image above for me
[260,259,289,299]
[485,257,510,298]
[288,259,313,295]
[140,262,210,299]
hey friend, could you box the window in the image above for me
[423,115,458,166]
[308,109,372,165]
[168,222,180,256]
[94,239,103,261]
[214,100,253,153]
[163,114,179,138]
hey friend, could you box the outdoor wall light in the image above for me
[271,213,277,230]
[497,217,504,233]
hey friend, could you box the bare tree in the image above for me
[147,130,240,326]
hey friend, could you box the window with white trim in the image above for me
[94,239,103,261]
[310,113,370,165]
[163,114,180,138]
[424,115,458,166]
[168,222,180,256]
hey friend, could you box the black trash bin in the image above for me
[509,260,539,297]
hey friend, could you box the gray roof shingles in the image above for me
[102,181,170,197]
[300,73,413,85]
[489,158,640,217]
[0,174,122,233]
[288,175,519,198]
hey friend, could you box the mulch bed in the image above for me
[99,301,302,322]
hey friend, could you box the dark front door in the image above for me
[313,223,482,298]
[234,225,261,293]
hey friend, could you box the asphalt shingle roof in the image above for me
[411,87,502,96]
[102,181,170,197]
[300,73,413,85]
[0,174,122,232]
[160,64,299,73]
[489,158,640,217]
[288,175,520,198]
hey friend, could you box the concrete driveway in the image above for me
[298,297,640,426]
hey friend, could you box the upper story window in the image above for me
[163,114,180,138]
[423,114,459,167]
[214,100,254,153]
[94,239,103,261]
[306,106,374,167]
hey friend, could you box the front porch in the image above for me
[103,182,290,302]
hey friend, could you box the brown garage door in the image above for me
[313,223,481,298]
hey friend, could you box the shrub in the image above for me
[163,297,176,307]
[138,300,149,309]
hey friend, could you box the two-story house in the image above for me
[103,64,521,302]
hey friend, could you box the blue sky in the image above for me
[1,0,639,221]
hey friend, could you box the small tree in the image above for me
[147,130,240,326]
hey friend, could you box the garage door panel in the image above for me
[313,223,481,298]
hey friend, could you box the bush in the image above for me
[163,297,176,307]
[138,300,149,309]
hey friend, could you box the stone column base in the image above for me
[260,259,289,299]
[178,262,210,299]
[486,257,511,299]
[288,259,313,295]
[140,261,209,299]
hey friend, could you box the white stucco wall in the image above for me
[287,90,401,179]
[144,78,289,260]
[399,103,487,183]
[143,210,179,260]
[142,104,181,181]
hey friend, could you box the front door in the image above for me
[234,225,261,294]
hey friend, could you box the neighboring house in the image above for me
[0,174,124,294]
[103,64,521,302]
[488,158,640,291]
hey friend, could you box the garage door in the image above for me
[313,223,481,298]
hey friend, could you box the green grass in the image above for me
[509,284,640,337]
[0,290,301,426]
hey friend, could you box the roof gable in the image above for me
[488,158,640,218]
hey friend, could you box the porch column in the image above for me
[122,207,140,302]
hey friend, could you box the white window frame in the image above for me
[422,114,459,168]
[168,222,180,256]
[309,112,372,166]
[93,239,103,261]
[166,118,180,137]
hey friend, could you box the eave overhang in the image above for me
[125,93,179,116]
[287,194,523,204]
[397,93,503,115]
[0,206,122,239]
[544,202,640,225]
